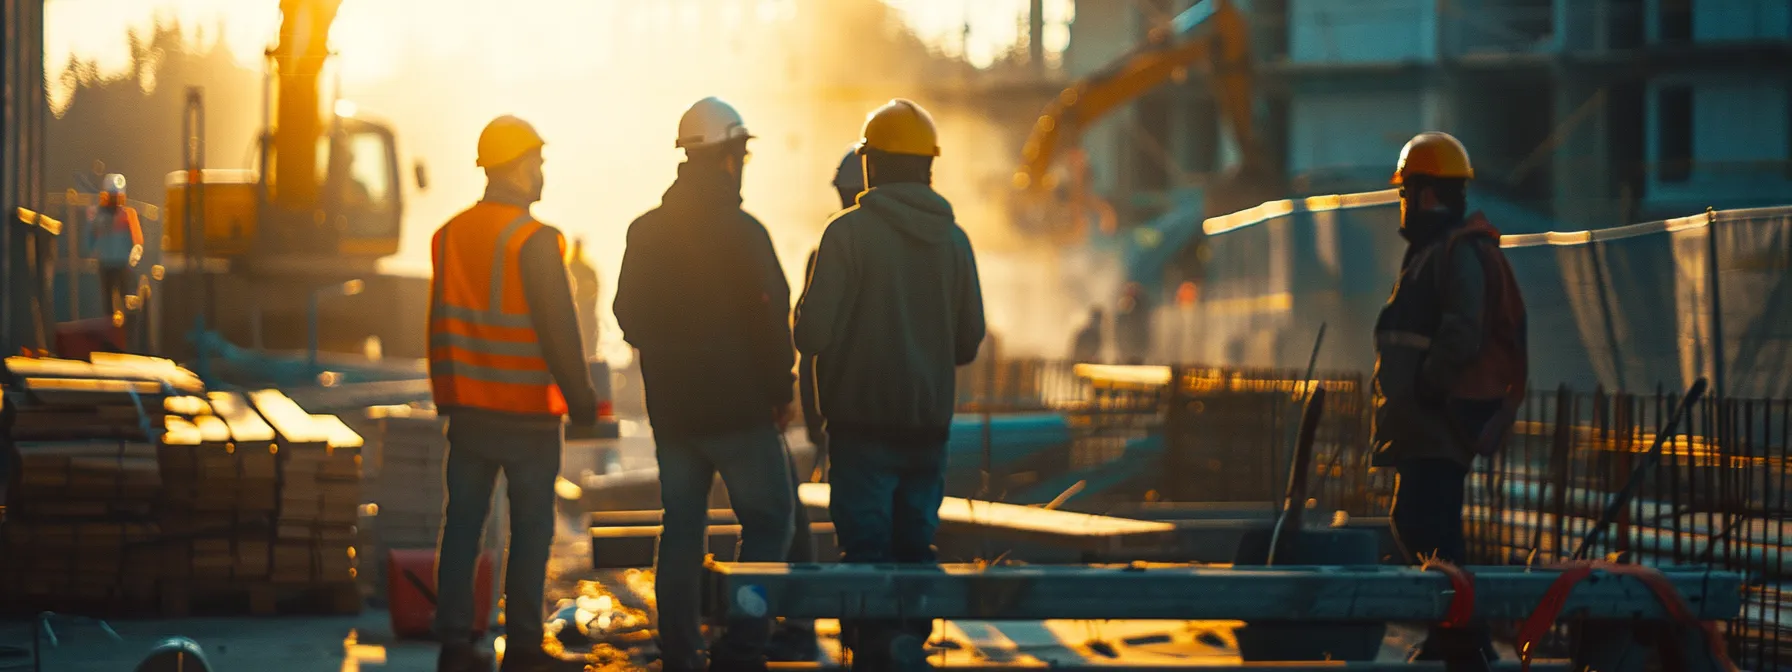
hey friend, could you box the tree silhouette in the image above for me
[48,18,261,241]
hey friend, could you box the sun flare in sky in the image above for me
[43,0,1099,359]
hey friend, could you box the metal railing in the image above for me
[1465,386,1792,669]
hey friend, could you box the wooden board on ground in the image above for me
[795,483,1176,551]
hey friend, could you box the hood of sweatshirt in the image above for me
[857,182,956,245]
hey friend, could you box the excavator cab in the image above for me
[301,115,403,258]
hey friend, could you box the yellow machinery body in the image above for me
[161,170,259,258]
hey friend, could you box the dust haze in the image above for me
[47,0,1127,362]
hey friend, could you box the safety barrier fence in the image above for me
[952,358,1792,667]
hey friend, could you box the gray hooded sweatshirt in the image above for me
[794,182,985,442]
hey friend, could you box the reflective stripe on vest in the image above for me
[428,206,568,415]
[1376,330,1433,350]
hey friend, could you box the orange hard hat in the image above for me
[1391,131,1474,185]
[476,115,545,168]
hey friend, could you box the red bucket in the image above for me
[387,549,495,640]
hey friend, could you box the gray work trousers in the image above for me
[435,418,562,650]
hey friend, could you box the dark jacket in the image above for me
[1371,219,1500,468]
[798,249,825,447]
[794,183,985,442]
[439,185,600,431]
[613,163,795,440]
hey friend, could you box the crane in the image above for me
[1013,0,1283,241]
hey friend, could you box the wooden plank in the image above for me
[797,483,1175,537]
[5,356,203,394]
[20,377,164,405]
[248,389,329,446]
[702,563,1745,622]
[163,395,213,417]
[207,392,276,444]
[308,414,365,450]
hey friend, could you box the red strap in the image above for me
[1516,562,1738,672]
[1420,558,1476,629]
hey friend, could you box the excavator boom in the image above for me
[270,0,342,211]
[1017,0,1257,193]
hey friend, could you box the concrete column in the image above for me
[1551,73,1613,229]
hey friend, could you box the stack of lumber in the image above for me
[1,355,369,617]
[358,405,448,590]
[156,392,278,586]
[0,354,193,612]
[250,390,363,601]
[3,354,201,441]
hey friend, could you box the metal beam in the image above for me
[764,663,1574,672]
[704,563,1742,622]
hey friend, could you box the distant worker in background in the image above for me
[1071,306,1104,363]
[568,237,601,358]
[1371,131,1527,664]
[85,173,143,320]
[1114,282,1151,364]
[795,99,986,672]
[613,97,797,672]
[428,115,602,672]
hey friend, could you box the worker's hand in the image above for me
[129,245,143,268]
[772,403,795,432]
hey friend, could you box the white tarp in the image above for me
[1163,191,1792,398]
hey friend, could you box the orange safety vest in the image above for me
[428,202,569,416]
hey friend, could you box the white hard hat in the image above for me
[675,97,754,150]
[102,173,127,197]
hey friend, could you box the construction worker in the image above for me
[568,237,600,358]
[1114,282,1151,364]
[613,97,797,672]
[84,173,143,320]
[1072,306,1104,363]
[795,99,986,672]
[1372,131,1526,664]
[429,115,601,672]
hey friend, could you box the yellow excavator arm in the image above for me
[1015,0,1258,194]
[270,0,342,211]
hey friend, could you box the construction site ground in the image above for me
[0,424,1479,671]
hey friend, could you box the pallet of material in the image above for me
[250,389,364,588]
[1,520,163,613]
[7,440,160,518]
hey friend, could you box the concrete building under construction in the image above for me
[1063,0,1792,236]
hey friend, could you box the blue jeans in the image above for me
[655,424,796,668]
[435,418,562,648]
[827,434,947,671]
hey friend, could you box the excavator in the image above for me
[1011,0,1284,283]
[156,0,430,378]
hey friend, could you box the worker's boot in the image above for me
[437,642,494,672]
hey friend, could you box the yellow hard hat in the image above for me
[1391,131,1474,185]
[476,115,545,168]
[858,99,940,157]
